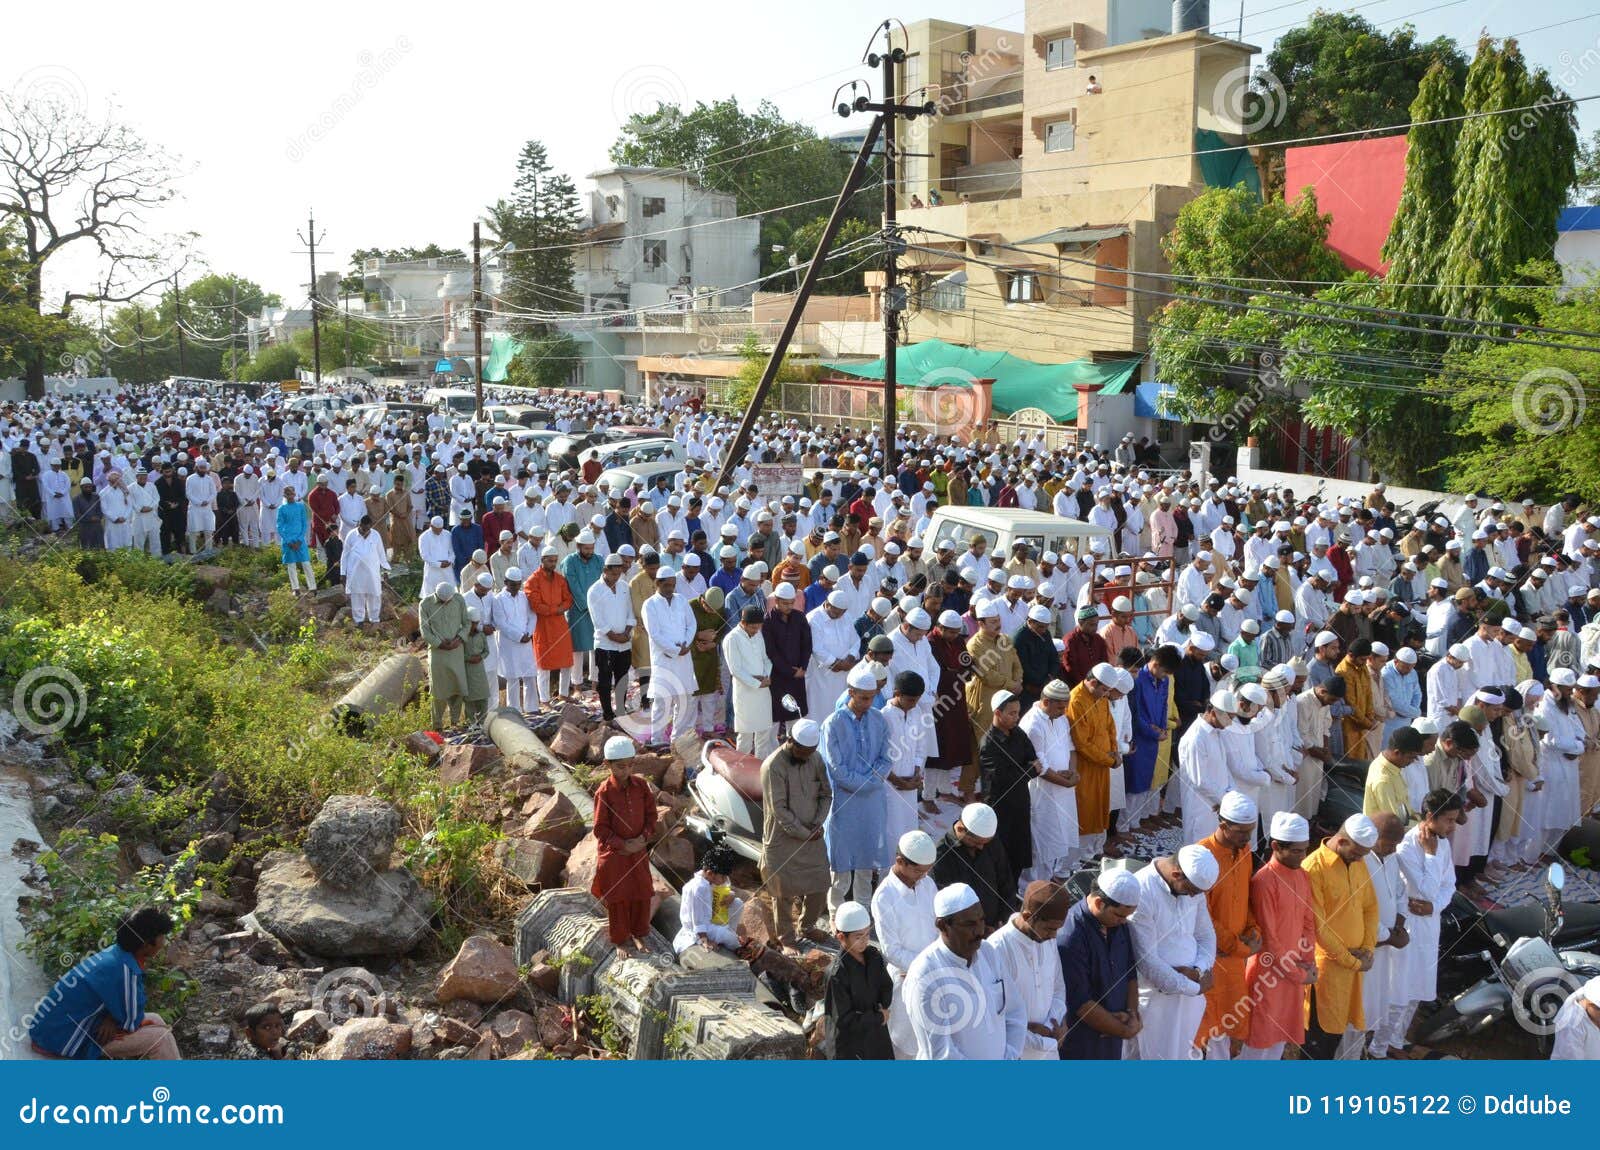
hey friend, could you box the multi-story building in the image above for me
[886,0,1259,446]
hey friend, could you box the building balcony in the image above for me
[951,159,1022,202]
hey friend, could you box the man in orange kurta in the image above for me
[1197,792,1260,1058]
[1302,815,1379,1060]
[1067,665,1119,855]
[524,550,575,705]
[1242,812,1317,1059]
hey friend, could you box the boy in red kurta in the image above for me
[591,736,658,950]
[1241,812,1318,1059]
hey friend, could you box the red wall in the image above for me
[1284,135,1409,276]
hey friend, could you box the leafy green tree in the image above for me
[1437,37,1578,326]
[1576,129,1600,205]
[237,343,301,382]
[1439,267,1600,500]
[1252,11,1466,146]
[486,141,582,338]
[785,216,880,294]
[610,98,876,276]
[504,333,580,389]
[1380,61,1462,329]
[0,221,74,379]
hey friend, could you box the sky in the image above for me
[5,0,1598,309]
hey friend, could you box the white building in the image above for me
[1557,205,1600,290]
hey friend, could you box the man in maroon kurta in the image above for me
[591,737,658,950]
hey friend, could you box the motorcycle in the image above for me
[683,696,802,863]
[1413,863,1600,1047]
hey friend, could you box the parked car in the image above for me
[423,387,479,416]
[923,506,1113,562]
[590,437,686,470]
[597,459,685,499]
[484,404,553,428]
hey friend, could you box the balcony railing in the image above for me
[952,159,1022,200]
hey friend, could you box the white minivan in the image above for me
[924,506,1113,561]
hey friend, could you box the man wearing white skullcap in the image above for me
[886,604,941,806]
[418,513,455,597]
[760,718,832,947]
[1057,866,1143,1059]
[1299,813,1380,1059]
[821,900,895,1060]
[1239,810,1317,1059]
[929,802,1017,930]
[1127,846,1217,1059]
[420,577,471,730]
[820,660,894,913]
[1352,811,1411,1060]
[1550,973,1600,1060]
[904,882,1026,1060]
[1178,689,1237,846]
[641,557,697,741]
[1194,791,1261,1060]
[873,830,939,1057]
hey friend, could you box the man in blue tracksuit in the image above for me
[29,907,180,1059]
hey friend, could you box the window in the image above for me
[642,240,667,269]
[1045,36,1076,71]
[1005,271,1042,303]
[1044,117,1075,153]
[926,279,966,312]
[642,196,666,218]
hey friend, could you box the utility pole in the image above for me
[172,271,187,375]
[229,280,238,379]
[343,295,352,372]
[880,23,902,473]
[711,29,934,490]
[297,210,326,385]
[472,220,484,420]
[135,306,146,378]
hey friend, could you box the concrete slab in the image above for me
[0,764,49,1059]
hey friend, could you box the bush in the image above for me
[21,830,202,1013]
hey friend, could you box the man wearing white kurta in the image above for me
[341,521,390,625]
[904,883,1026,1060]
[185,461,219,551]
[872,830,938,1059]
[1550,976,1600,1060]
[129,471,161,555]
[417,518,455,598]
[886,610,940,781]
[1021,681,1078,881]
[1355,812,1410,1060]
[1179,690,1238,846]
[495,568,540,713]
[642,569,698,744]
[99,474,133,551]
[986,882,1071,1060]
[806,593,856,724]
[723,608,775,757]
[1128,846,1219,1060]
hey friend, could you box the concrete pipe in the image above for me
[332,653,426,734]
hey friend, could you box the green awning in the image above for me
[1195,128,1261,198]
[483,332,522,383]
[1015,225,1129,247]
[823,339,1143,422]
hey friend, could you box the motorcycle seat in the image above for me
[705,741,764,803]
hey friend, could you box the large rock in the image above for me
[438,743,501,785]
[254,851,432,958]
[649,832,696,881]
[487,1009,539,1057]
[494,838,567,890]
[514,889,612,1002]
[323,1017,413,1060]
[436,935,522,1006]
[303,795,400,890]
[561,836,599,891]
[521,791,586,851]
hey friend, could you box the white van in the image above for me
[924,506,1113,561]
[424,387,479,416]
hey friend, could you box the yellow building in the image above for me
[894,1,1259,376]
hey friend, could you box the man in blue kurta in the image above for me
[821,662,893,914]
[1057,870,1143,1060]
[29,907,180,1059]
[560,531,606,690]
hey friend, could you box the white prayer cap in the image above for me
[1111,595,1133,612]
[1099,869,1143,907]
[682,553,702,568]
[1551,667,1578,687]
[1027,604,1053,624]
[1430,577,1450,591]
[1188,631,1215,652]
[1090,663,1119,687]
[1270,812,1310,843]
[1182,604,1201,622]
[1240,618,1260,635]
[1114,667,1133,692]
[960,802,998,838]
[1313,630,1339,648]
[1196,550,1213,562]
[1178,844,1220,891]
[603,735,636,761]
[898,829,937,866]
[846,663,879,690]
[1448,642,1471,661]
[1342,590,1363,605]
[1219,791,1257,824]
[871,596,893,615]
[465,605,481,622]
[1262,665,1292,689]
[906,607,933,630]
[833,901,871,933]
[933,883,981,918]
[1238,683,1269,707]
[1209,688,1238,714]
[740,565,761,580]
[1579,674,1600,690]
[975,599,1000,620]
[575,529,595,545]
[1582,975,1600,1007]
[783,718,820,748]
[541,545,559,558]
[825,590,849,611]
[430,515,445,528]
[1395,647,1418,665]
[1411,716,1440,735]
[475,572,493,588]
[653,566,676,580]
[990,689,1017,713]
[938,609,964,629]
[1274,609,1296,625]
[1343,814,1379,848]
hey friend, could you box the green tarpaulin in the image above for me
[483,332,522,383]
[1195,128,1261,199]
[823,339,1142,422]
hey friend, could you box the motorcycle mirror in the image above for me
[781,694,801,716]
[1547,863,1566,892]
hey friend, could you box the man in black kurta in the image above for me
[823,936,895,1059]
[931,809,1016,931]
[1012,608,1063,710]
[979,693,1038,878]
[763,590,813,723]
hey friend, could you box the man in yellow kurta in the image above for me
[1336,644,1378,761]
[964,602,1022,799]
[1197,791,1260,1058]
[1362,727,1425,825]
[1302,814,1379,1060]
[1067,665,1119,857]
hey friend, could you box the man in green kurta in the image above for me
[421,582,471,730]
[690,586,728,736]
[559,532,605,692]
[462,604,493,722]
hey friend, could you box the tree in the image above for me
[487,141,581,337]
[94,273,279,383]
[1577,129,1600,206]
[340,244,466,296]
[1439,267,1600,500]
[785,216,880,295]
[504,333,580,390]
[1380,61,1462,328]
[1252,12,1467,145]
[0,220,74,379]
[1437,38,1578,327]
[238,343,301,382]
[0,86,180,396]
[610,98,876,276]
